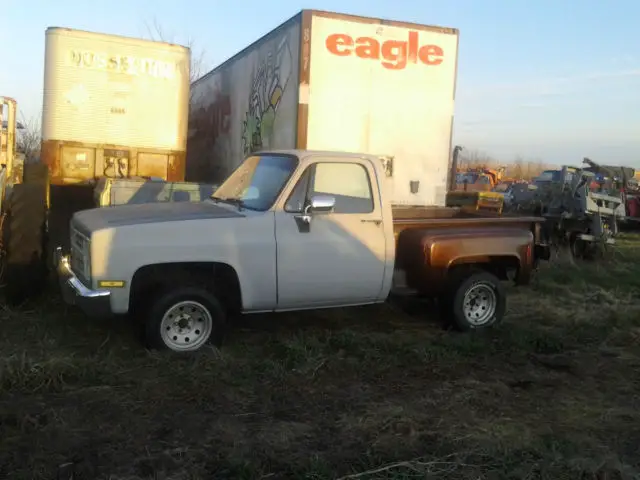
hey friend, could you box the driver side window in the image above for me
[284,162,374,214]
[312,163,374,213]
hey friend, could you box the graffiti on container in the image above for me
[103,149,130,178]
[103,158,129,178]
[242,35,293,155]
[190,93,231,142]
[188,91,231,181]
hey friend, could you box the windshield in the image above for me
[538,170,563,182]
[457,173,478,184]
[211,154,297,211]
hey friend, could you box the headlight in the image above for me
[70,227,91,283]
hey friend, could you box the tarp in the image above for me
[582,158,635,183]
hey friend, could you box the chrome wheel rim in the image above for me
[462,282,497,326]
[160,300,213,352]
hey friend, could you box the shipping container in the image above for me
[188,10,458,206]
[42,27,191,185]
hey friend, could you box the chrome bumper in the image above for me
[55,247,112,317]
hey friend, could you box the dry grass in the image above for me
[2,236,640,479]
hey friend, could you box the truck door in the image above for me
[274,158,387,309]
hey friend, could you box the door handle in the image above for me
[361,219,382,226]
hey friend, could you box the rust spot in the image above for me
[41,140,60,181]
[167,151,186,181]
[186,96,231,183]
[42,139,185,185]
[296,11,313,150]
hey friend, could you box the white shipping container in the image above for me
[188,10,458,206]
[188,17,301,183]
[42,27,191,184]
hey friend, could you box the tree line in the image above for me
[457,149,553,181]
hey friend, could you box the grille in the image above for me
[70,227,90,283]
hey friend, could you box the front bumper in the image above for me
[54,247,112,317]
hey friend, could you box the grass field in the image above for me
[2,236,640,479]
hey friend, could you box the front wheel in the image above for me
[145,286,226,352]
[446,272,506,331]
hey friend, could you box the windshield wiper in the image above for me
[211,196,245,211]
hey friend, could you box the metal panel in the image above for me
[42,28,190,150]
[187,16,301,184]
[61,145,96,181]
[43,139,185,185]
[137,152,169,179]
[306,13,459,207]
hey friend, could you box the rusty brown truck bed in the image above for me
[389,206,549,330]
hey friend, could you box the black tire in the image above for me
[22,162,49,186]
[144,286,227,352]
[569,231,597,261]
[48,184,94,256]
[445,271,506,332]
[4,183,48,305]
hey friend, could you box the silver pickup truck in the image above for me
[57,149,548,353]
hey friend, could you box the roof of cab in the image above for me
[251,149,384,161]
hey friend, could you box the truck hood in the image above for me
[72,201,244,234]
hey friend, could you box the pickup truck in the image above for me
[56,150,550,353]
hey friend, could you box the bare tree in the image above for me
[459,149,497,169]
[454,146,557,182]
[16,113,41,163]
[510,156,524,180]
[506,156,551,181]
[529,158,547,179]
[144,18,208,93]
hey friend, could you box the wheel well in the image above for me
[129,262,242,314]
[448,255,520,281]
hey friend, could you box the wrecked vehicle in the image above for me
[515,160,626,258]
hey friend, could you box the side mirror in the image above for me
[307,194,335,214]
[296,194,335,225]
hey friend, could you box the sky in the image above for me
[2,0,640,167]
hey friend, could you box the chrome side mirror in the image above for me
[297,194,335,224]
[307,195,335,213]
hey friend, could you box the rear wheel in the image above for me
[3,183,48,305]
[443,271,506,331]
